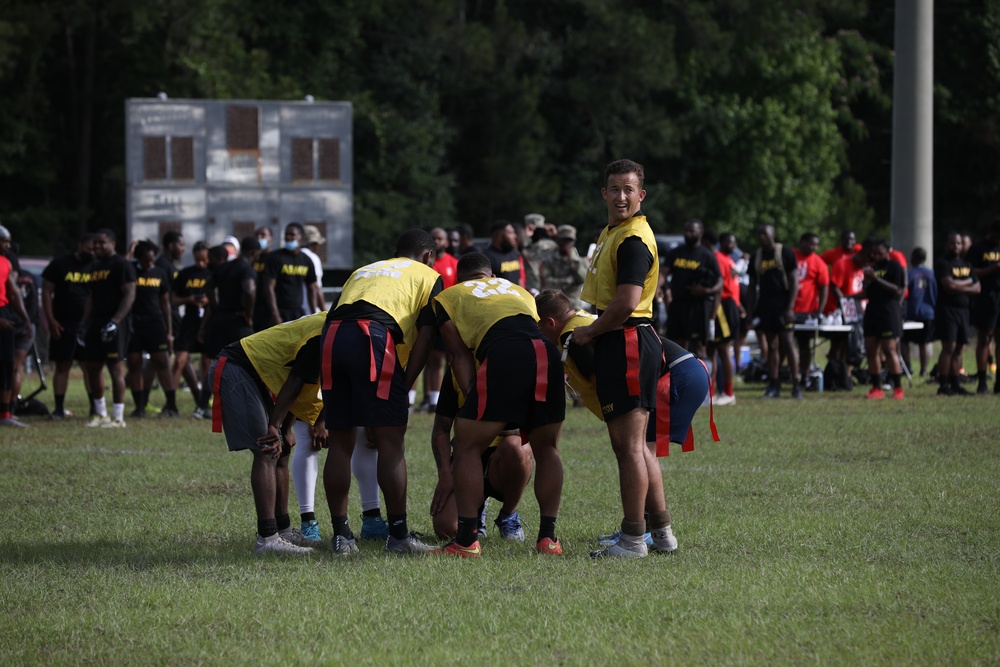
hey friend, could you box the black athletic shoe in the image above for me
[130,408,146,418]
[762,386,780,399]
[951,385,972,396]
[937,385,954,396]
[977,383,990,395]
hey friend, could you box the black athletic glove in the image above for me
[100,321,118,343]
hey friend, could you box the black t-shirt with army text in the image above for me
[664,243,720,302]
[866,259,906,312]
[935,254,977,309]
[173,264,212,325]
[967,238,1000,293]
[41,253,92,322]
[132,264,170,322]
[264,248,317,311]
[87,254,137,320]
[748,245,798,301]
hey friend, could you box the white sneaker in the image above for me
[714,394,736,406]
[649,525,678,553]
[86,415,111,427]
[590,540,648,559]
[253,533,312,556]
[101,418,126,428]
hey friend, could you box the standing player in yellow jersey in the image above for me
[537,290,717,553]
[571,159,666,558]
[207,312,328,556]
[432,253,565,557]
[320,230,442,555]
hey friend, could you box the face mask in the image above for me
[284,240,299,251]
[257,238,269,251]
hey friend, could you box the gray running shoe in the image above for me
[278,526,317,548]
[590,540,648,559]
[385,532,435,554]
[649,525,678,553]
[331,535,359,555]
[253,533,313,556]
[1,416,29,428]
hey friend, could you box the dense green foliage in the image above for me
[1,1,997,262]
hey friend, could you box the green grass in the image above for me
[2,367,999,665]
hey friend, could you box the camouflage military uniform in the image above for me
[522,238,557,294]
[541,248,589,309]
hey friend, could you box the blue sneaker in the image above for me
[597,530,653,547]
[494,510,525,542]
[299,519,321,542]
[359,514,389,541]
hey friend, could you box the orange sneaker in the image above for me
[892,387,904,400]
[866,387,885,400]
[432,540,481,558]
[535,537,563,555]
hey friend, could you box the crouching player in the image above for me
[430,365,533,542]
[208,311,327,556]
[432,253,565,557]
[536,289,716,558]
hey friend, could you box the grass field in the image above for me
[2,365,999,665]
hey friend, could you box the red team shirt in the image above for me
[793,249,830,314]
[715,250,740,306]
[828,254,866,314]
[432,253,459,289]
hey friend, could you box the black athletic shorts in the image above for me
[755,298,793,335]
[971,290,1000,332]
[49,319,84,363]
[934,306,970,345]
[457,336,565,430]
[667,299,711,343]
[322,319,409,429]
[712,298,740,343]
[593,324,662,421]
[127,317,170,355]
[175,317,204,353]
[863,305,902,340]
[80,318,131,363]
[902,319,934,346]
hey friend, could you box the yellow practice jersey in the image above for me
[337,257,441,361]
[560,311,603,421]
[434,277,538,355]
[580,215,658,318]
[240,312,326,425]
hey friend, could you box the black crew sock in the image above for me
[891,374,902,389]
[362,508,382,518]
[164,390,177,410]
[275,513,291,532]
[332,515,353,539]
[951,375,962,390]
[131,389,145,411]
[300,511,316,523]
[538,515,557,542]
[387,513,408,539]
[55,394,65,412]
[258,517,278,538]
[456,517,479,547]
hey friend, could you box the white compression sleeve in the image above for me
[351,429,381,512]
[291,420,318,515]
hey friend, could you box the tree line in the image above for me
[1,0,997,264]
